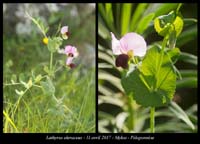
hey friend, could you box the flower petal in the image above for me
[66,57,74,65]
[64,45,74,55]
[111,32,122,55]
[120,33,147,57]
[73,47,79,58]
[69,63,76,69]
[65,45,78,57]
[61,26,68,34]
[115,54,129,69]
[58,48,65,54]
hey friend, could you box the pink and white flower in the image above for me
[64,45,79,58]
[111,32,147,56]
[61,26,70,39]
[111,32,147,68]
[58,45,78,69]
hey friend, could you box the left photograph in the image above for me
[3,3,96,133]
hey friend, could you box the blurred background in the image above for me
[3,3,96,133]
[98,3,197,133]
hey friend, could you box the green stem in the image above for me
[150,107,155,133]
[155,36,168,89]
[127,96,135,131]
[176,3,182,14]
[50,52,53,76]
[12,87,30,117]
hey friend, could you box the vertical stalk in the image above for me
[155,36,168,89]
[50,52,53,71]
[127,96,135,131]
[150,107,155,133]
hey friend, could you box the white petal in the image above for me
[111,32,122,55]
[57,48,65,54]
[61,26,68,34]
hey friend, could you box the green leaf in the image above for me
[115,3,121,31]
[98,4,116,33]
[99,70,123,92]
[11,74,17,83]
[183,18,197,27]
[179,70,197,78]
[47,37,62,53]
[26,12,48,37]
[40,76,55,96]
[147,3,179,17]
[168,29,176,49]
[20,80,28,88]
[154,11,184,37]
[158,11,176,25]
[154,17,171,37]
[98,19,110,39]
[121,4,132,35]
[105,3,114,25]
[122,45,176,107]
[98,51,115,66]
[176,77,197,89]
[44,65,50,74]
[26,79,33,89]
[34,74,42,83]
[15,89,24,96]
[130,3,148,31]
[136,13,155,34]
[179,52,197,65]
[176,26,197,47]
[169,101,195,130]
[173,15,184,37]
[167,47,180,64]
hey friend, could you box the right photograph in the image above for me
[98,3,197,133]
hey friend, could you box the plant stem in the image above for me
[127,96,135,131]
[155,36,168,89]
[150,107,155,133]
[50,52,53,74]
[176,3,182,14]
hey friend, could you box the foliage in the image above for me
[98,3,197,133]
[3,3,95,133]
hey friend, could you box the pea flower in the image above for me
[111,32,147,69]
[61,26,70,40]
[58,45,79,69]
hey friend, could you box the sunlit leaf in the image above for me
[121,4,132,35]
[122,45,176,107]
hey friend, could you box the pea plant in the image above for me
[98,3,197,133]
[3,10,95,133]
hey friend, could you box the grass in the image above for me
[3,66,95,133]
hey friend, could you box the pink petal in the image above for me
[65,45,74,55]
[66,57,74,65]
[65,45,78,57]
[120,33,147,57]
[111,32,122,55]
[61,26,68,34]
